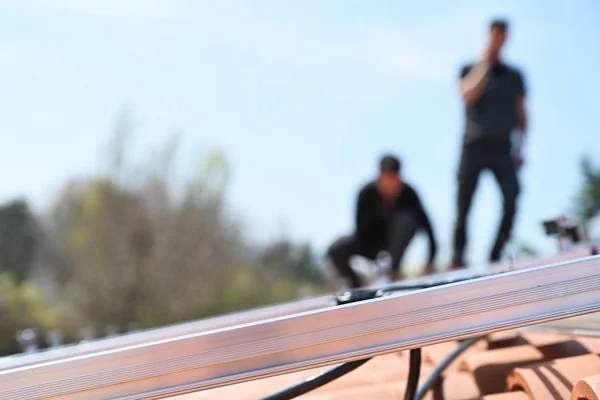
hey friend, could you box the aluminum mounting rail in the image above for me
[2,255,600,400]
[0,295,332,372]
[1,248,589,373]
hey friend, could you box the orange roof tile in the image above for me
[572,374,600,399]
[507,354,600,399]
[481,393,530,399]
[579,337,600,354]
[460,344,544,395]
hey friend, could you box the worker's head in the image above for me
[488,19,508,57]
[377,154,403,199]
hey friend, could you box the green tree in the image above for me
[38,109,328,332]
[53,179,154,326]
[0,273,57,355]
[574,156,600,225]
[199,148,231,197]
[0,199,39,282]
[103,107,135,184]
[43,112,254,328]
[256,240,327,287]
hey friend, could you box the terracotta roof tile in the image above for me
[298,382,405,399]
[520,331,575,347]
[423,340,486,375]
[424,371,480,400]
[537,339,592,360]
[572,374,600,400]
[486,331,530,350]
[460,344,545,395]
[488,331,522,342]
[423,340,460,365]
[481,392,530,399]
[579,337,600,354]
[507,354,600,399]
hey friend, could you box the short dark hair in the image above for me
[490,19,509,32]
[379,154,401,173]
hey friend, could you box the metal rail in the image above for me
[1,248,589,373]
[0,296,332,372]
[1,255,599,400]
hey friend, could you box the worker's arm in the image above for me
[408,187,437,264]
[459,62,491,106]
[514,95,527,148]
[516,97,527,132]
[514,72,528,165]
[355,188,374,241]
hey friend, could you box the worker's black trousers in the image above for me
[327,211,422,288]
[451,142,520,265]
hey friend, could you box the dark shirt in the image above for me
[355,181,437,262]
[460,62,526,149]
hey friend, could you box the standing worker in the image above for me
[327,154,437,288]
[451,19,528,268]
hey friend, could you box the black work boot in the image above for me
[490,244,504,264]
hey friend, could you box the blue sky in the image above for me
[1,0,599,268]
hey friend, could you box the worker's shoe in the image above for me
[423,263,435,276]
[489,249,502,264]
[449,255,466,271]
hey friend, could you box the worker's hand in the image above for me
[480,48,490,63]
[479,46,494,65]
[514,152,525,170]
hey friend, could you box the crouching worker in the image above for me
[326,154,437,288]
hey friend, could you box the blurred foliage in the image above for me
[0,199,39,282]
[506,240,539,260]
[257,240,326,286]
[574,156,600,225]
[0,109,327,354]
[0,273,57,355]
[515,242,538,258]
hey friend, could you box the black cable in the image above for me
[380,274,487,294]
[414,336,485,400]
[258,358,371,400]
[378,270,509,297]
[404,348,422,400]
